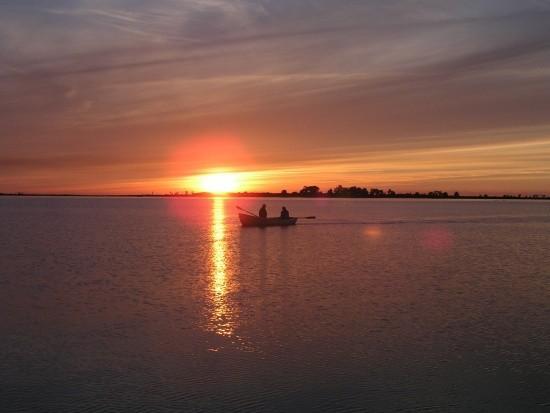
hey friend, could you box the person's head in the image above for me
[282,206,287,210]
[262,204,266,208]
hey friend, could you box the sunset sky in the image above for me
[2,0,550,194]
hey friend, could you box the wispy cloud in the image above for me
[1,0,550,193]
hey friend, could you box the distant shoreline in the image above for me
[1,192,548,200]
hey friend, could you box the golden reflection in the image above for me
[208,197,236,337]
[364,225,382,238]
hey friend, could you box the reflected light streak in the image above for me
[208,197,236,337]
[364,226,382,238]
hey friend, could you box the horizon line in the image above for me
[1,191,548,200]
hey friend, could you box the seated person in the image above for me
[280,206,290,219]
[259,204,267,218]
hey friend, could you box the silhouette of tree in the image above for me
[329,185,369,197]
[299,186,321,196]
[333,185,345,196]
[428,190,448,198]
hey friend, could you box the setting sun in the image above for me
[199,172,240,194]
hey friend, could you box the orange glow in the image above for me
[198,172,240,194]
[364,226,382,238]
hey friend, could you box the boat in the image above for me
[238,213,298,227]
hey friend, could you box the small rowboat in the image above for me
[238,213,298,227]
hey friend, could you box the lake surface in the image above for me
[1,196,549,412]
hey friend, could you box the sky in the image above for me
[1,0,550,195]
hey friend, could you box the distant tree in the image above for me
[333,185,345,196]
[428,190,447,198]
[299,185,321,196]
[387,189,396,196]
[453,191,460,198]
[327,188,334,196]
[349,186,369,197]
[370,188,384,197]
[281,189,288,196]
[330,185,369,197]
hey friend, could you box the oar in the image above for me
[236,205,259,217]
[295,216,316,219]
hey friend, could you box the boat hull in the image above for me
[238,213,297,227]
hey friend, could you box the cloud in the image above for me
[1,0,550,193]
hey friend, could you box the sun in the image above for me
[199,172,240,194]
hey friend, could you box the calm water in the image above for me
[1,197,549,412]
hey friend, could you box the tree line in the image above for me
[5,187,547,199]
[286,185,461,198]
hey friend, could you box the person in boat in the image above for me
[259,204,267,218]
[280,206,290,219]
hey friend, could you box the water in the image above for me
[1,196,549,412]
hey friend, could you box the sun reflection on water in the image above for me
[208,197,236,337]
